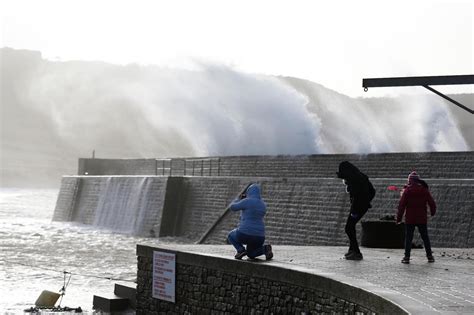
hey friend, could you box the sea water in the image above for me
[0,188,159,314]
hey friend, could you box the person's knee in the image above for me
[227,229,237,241]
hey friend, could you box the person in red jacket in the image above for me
[397,171,436,264]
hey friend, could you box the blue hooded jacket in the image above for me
[229,184,266,237]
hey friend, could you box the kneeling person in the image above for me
[227,183,273,260]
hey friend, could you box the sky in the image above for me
[1,0,473,97]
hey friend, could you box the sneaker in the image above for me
[401,256,410,264]
[345,252,363,260]
[427,255,435,263]
[234,250,247,260]
[264,244,273,260]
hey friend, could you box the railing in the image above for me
[155,159,172,176]
[155,158,220,176]
[184,158,220,176]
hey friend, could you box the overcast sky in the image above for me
[1,0,473,97]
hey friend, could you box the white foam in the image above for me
[24,59,468,156]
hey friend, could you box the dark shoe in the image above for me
[401,256,410,264]
[234,250,247,260]
[264,244,273,260]
[344,250,354,257]
[427,255,435,263]
[345,252,363,260]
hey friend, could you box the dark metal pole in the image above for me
[363,75,474,88]
[423,85,474,114]
[362,75,474,114]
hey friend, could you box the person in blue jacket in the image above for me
[227,183,273,260]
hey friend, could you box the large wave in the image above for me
[283,77,468,153]
[2,48,469,159]
[25,60,321,156]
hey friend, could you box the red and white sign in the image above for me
[152,251,176,303]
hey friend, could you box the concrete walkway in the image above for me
[151,244,474,314]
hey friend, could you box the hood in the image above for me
[337,161,361,180]
[246,184,261,199]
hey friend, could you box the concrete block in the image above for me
[93,294,129,312]
[114,283,136,309]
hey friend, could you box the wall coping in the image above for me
[62,175,474,183]
[136,244,429,314]
[81,151,474,160]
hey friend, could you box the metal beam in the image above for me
[423,85,474,114]
[362,74,474,114]
[363,75,474,88]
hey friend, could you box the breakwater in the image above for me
[54,152,474,247]
[78,151,474,179]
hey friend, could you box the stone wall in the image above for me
[53,175,474,247]
[78,151,474,179]
[136,245,406,314]
[52,177,81,221]
[53,176,169,236]
[71,177,104,224]
[78,158,161,175]
[165,177,474,248]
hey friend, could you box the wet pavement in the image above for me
[148,244,474,314]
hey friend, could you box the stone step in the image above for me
[92,294,130,312]
[114,283,136,309]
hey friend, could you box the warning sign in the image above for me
[152,251,176,303]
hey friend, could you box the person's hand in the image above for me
[396,221,401,225]
[350,213,358,219]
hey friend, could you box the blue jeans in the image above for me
[227,229,265,259]
[405,224,432,257]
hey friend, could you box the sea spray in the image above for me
[282,77,468,153]
[3,48,468,159]
[28,59,322,156]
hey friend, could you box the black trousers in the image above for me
[344,209,368,253]
[404,224,432,257]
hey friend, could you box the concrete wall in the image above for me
[53,176,169,236]
[136,245,407,314]
[164,177,474,248]
[78,158,160,175]
[53,175,474,247]
[78,151,474,179]
[52,177,81,221]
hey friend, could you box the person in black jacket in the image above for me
[337,161,376,260]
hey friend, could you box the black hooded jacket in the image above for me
[337,161,376,214]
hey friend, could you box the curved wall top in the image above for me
[137,244,415,314]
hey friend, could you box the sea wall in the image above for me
[136,245,407,314]
[78,151,474,179]
[53,175,474,247]
[53,176,169,236]
[77,158,161,176]
[161,177,474,248]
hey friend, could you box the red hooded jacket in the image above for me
[397,183,436,224]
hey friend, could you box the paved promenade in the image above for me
[152,244,474,314]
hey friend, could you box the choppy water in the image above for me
[0,188,161,314]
